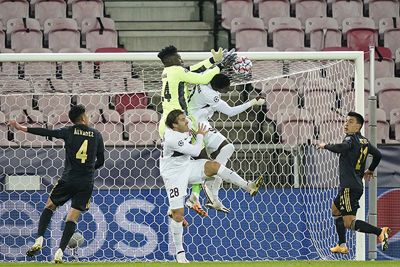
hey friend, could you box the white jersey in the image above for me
[160,128,203,173]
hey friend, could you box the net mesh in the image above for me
[0,54,359,262]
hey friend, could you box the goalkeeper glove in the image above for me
[250,97,265,106]
[217,48,237,69]
[211,47,223,63]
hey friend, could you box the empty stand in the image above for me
[20,49,56,76]
[278,108,314,144]
[389,108,400,140]
[342,17,378,51]
[364,47,394,80]
[34,78,71,115]
[364,108,390,143]
[35,0,67,29]
[303,81,336,114]
[0,0,29,30]
[7,18,42,52]
[295,0,327,28]
[81,17,117,52]
[379,17,400,57]
[332,0,363,28]
[369,0,399,28]
[375,77,400,119]
[69,0,104,28]
[231,17,267,51]
[269,17,304,51]
[88,109,125,146]
[305,17,341,50]
[72,78,110,111]
[0,79,33,113]
[316,111,346,143]
[124,109,160,145]
[221,0,253,30]
[44,18,80,52]
[258,0,290,29]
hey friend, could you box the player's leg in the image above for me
[341,188,390,251]
[330,192,348,254]
[27,180,69,257]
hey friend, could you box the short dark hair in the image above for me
[348,111,364,128]
[157,45,178,63]
[210,73,230,91]
[69,104,86,124]
[165,109,184,129]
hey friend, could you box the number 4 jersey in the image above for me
[27,124,105,183]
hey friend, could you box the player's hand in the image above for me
[220,48,237,67]
[250,97,265,106]
[211,47,223,63]
[317,143,326,149]
[197,123,209,136]
[7,120,23,131]
[363,169,375,181]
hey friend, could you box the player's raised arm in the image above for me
[7,120,66,139]
[173,123,208,157]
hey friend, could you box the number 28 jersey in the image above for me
[28,124,104,183]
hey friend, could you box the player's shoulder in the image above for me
[164,128,188,144]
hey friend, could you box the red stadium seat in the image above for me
[221,0,253,30]
[364,47,394,80]
[6,18,42,52]
[342,17,378,51]
[305,17,341,50]
[231,17,267,51]
[269,17,304,51]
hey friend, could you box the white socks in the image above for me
[171,220,184,253]
[217,165,248,189]
[212,144,235,198]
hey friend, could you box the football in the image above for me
[67,232,84,249]
[232,56,253,75]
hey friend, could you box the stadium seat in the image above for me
[112,79,147,120]
[375,77,400,119]
[364,47,394,80]
[8,109,52,146]
[58,47,90,53]
[369,0,399,28]
[295,0,327,29]
[231,17,267,51]
[340,79,369,110]
[88,109,124,146]
[379,17,400,57]
[269,17,304,51]
[0,79,33,113]
[342,17,378,51]
[305,17,341,50]
[69,0,104,28]
[6,18,43,52]
[278,108,314,144]
[35,0,67,29]
[316,110,347,143]
[332,0,363,28]
[34,78,71,115]
[44,18,80,52]
[20,49,56,77]
[220,0,253,30]
[124,108,160,145]
[72,78,110,111]
[262,77,298,120]
[303,80,336,115]
[257,0,290,29]
[389,108,400,141]
[364,108,390,143]
[81,17,118,52]
[47,109,73,145]
[0,0,29,30]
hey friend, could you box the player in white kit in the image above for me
[160,109,263,263]
[186,73,265,213]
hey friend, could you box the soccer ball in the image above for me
[232,56,253,75]
[67,232,84,249]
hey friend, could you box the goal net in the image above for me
[0,51,364,262]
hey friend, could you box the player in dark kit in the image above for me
[317,111,390,254]
[8,104,104,263]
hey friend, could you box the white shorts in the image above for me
[162,159,208,209]
[202,121,226,156]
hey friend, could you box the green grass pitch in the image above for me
[1,261,400,267]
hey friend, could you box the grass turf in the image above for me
[0,261,399,267]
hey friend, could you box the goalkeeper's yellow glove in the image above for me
[211,47,223,63]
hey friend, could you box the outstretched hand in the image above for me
[363,169,375,181]
[317,143,326,149]
[220,48,238,67]
[196,123,209,136]
[250,96,265,106]
[211,47,223,63]
[7,120,25,131]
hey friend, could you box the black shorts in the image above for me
[49,179,93,211]
[333,188,363,216]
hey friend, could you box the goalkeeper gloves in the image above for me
[250,97,265,106]
[217,48,238,69]
[211,47,223,63]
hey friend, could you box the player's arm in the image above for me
[317,137,352,153]
[94,133,105,169]
[187,47,223,72]
[212,97,265,117]
[7,120,65,139]
[363,143,382,181]
[170,124,208,157]
[178,66,220,85]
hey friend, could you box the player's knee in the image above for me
[331,203,339,214]
[171,208,184,222]
[45,203,57,211]
[204,161,220,176]
[343,218,354,229]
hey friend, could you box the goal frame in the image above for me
[0,51,365,261]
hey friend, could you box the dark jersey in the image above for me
[28,124,105,183]
[325,132,381,189]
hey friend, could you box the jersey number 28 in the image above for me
[76,140,88,163]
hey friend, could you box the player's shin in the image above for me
[350,219,382,236]
[37,207,54,237]
[59,221,77,251]
[171,220,184,253]
[333,215,346,245]
[216,165,248,189]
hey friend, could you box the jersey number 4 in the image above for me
[76,140,88,163]
[163,82,172,102]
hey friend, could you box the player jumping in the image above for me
[317,111,390,254]
[8,105,105,263]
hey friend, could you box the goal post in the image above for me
[0,51,365,262]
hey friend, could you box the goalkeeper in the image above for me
[186,73,265,213]
[158,45,237,216]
